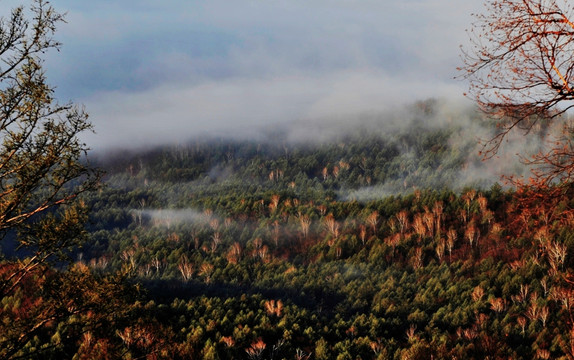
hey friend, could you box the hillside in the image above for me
[4,100,574,359]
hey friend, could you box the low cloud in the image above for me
[30,0,484,151]
[83,68,466,150]
[133,208,209,228]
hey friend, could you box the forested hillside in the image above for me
[3,97,574,359]
[4,100,565,359]
[3,0,574,358]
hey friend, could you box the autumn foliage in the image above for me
[461,0,574,185]
[5,0,574,359]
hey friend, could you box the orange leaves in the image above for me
[226,242,243,264]
[220,336,235,348]
[395,210,409,236]
[246,337,266,359]
[490,297,506,313]
[471,285,485,303]
[461,0,574,181]
[413,214,426,239]
[269,194,280,213]
[250,238,270,263]
[177,256,194,281]
[366,211,379,233]
[298,213,312,239]
[465,222,479,248]
[264,299,284,317]
[199,263,214,283]
[0,258,135,359]
[323,213,340,238]
[117,324,167,356]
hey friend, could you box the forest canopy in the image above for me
[2,0,574,359]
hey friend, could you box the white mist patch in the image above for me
[336,98,559,201]
[132,208,209,227]
[81,70,466,151]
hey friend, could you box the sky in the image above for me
[1,0,483,150]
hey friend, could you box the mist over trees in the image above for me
[461,0,574,185]
[3,0,574,359]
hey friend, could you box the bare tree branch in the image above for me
[461,0,574,185]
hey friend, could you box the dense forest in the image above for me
[3,0,574,358]
[4,99,574,359]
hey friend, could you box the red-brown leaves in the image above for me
[461,0,574,184]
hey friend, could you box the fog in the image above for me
[6,0,482,151]
[9,0,546,193]
[132,209,212,228]
[100,96,559,200]
[82,70,466,151]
